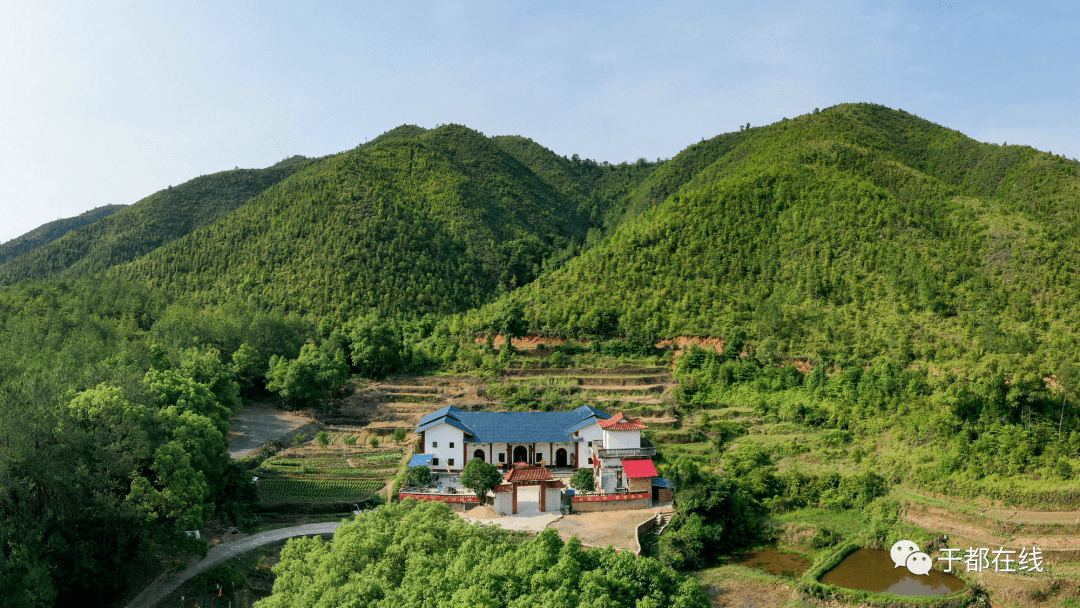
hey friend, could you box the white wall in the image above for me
[425,424,465,471]
[544,487,562,512]
[490,442,508,466]
[603,429,640,450]
[576,423,604,449]
[493,491,513,515]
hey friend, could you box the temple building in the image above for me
[412,405,656,477]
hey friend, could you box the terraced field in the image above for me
[253,442,407,504]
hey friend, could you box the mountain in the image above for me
[0,156,310,285]
[116,125,655,320]
[0,204,126,264]
[492,103,1080,364]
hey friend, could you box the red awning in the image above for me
[622,459,659,479]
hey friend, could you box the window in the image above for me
[448,459,455,466]
[587,441,592,447]
[433,457,440,466]
[587,458,593,465]
[432,441,437,448]
[498,453,505,462]
[449,442,455,448]
[536,453,543,462]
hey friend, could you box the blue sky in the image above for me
[1,1,1078,243]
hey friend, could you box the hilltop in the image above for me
[486,103,1080,366]
[116,125,657,319]
[0,156,309,284]
[0,204,126,264]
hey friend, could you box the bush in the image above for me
[343,434,357,446]
[315,431,329,446]
[461,458,503,498]
[407,466,431,486]
[569,468,595,492]
[392,428,407,443]
[292,433,306,447]
[369,436,379,449]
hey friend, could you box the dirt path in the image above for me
[228,404,316,459]
[125,522,342,608]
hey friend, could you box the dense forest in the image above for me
[1,103,1079,606]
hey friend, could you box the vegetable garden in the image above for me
[253,437,406,504]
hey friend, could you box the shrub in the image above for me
[369,436,379,449]
[570,468,595,492]
[344,434,357,446]
[315,431,329,446]
[292,433,306,447]
[392,428,407,443]
[407,466,431,486]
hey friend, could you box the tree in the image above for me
[315,431,329,446]
[369,436,379,448]
[569,468,595,492]
[392,428,407,443]
[266,341,349,409]
[348,315,403,378]
[407,465,432,486]
[461,458,503,499]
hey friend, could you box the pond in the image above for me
[735,548,812,578]
[820,549,966,597]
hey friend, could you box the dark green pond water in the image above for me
[820,549,966,596]
[735,548,812,578]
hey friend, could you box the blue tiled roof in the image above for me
[652,477,675,488]
[413,405,611,444]
[408,454,434,467]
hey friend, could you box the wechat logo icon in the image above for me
[890,540,932,575]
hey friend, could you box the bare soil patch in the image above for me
[229,404,317,459]
[549,508,664,552]
[466,505,502,519]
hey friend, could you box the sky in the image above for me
[1,0,1078,243]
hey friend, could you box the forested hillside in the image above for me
[0,156,309,285]
[0,204,126,264]
[487,103,1080,366]
[4,103,1080,607]
[117,125,655,320]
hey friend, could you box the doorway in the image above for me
[555,448,567,467]
[473,449,485,460]
[513,445,528,464]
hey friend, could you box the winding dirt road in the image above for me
[125,522,342,608]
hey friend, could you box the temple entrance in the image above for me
[513,445,528,463]
[555,448,567,467]
[473,449,485,460]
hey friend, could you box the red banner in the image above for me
[571,492,650,503]
[400,493,481,504]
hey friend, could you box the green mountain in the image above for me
[116,125,654,320]
[492,103,1080,364]
[0,156,309,285]
[0,204,126,264]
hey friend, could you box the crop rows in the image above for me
[259,478,384,503]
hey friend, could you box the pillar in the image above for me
[488,443,492,465]
[512,483,518,515]
[540,480,547,512]
[575,442,579,469]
